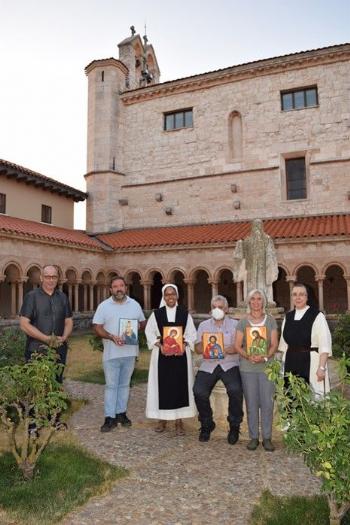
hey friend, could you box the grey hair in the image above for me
[245,289,267,313]
[211,295,228,309]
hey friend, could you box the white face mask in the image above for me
[211,307,225,320]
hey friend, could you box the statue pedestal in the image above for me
[210,380,229,428]
[229,306,284,320]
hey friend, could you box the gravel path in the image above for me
[61,379,321,525]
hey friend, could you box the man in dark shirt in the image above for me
[20,264,73,382]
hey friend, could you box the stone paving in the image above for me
[61,379,322,525]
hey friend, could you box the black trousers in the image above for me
[193,365,243,427]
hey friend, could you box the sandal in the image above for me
[154,420,167,433]
[175,419,185,436]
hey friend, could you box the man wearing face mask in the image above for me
[193,295,243,443]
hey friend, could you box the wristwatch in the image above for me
[263,357,268,362]
[319,366,327,371]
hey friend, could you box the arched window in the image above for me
[228,111,242,161]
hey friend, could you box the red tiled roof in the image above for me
[0,215,103,250]
[97,214,350,249]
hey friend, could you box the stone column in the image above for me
[0,276,4,317]
[286,276,296,310]
[141,280,152,310]
[74,281,80,313]
[10,282,17,317]
[58,279,66,292]
[184,279,194,312]
[209,280,218,298]
[68,284,73,309]
[345,275,350,312]
[89,283,95,311]
[316,275,325,312]
[17,278,27,314]
[83,284,88,312]
[236,281,242,306]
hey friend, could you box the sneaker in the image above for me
[116,412,132,427]
[247,438,259,451]
[100,417,117,433]
[262,439,275,452]
[227,425,240,445]
[199,421,216,442]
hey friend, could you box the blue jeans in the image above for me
[103,357,135,417]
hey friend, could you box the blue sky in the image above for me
[0,0,349,227]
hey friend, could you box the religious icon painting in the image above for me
[246,326,268,356]
[119,318,139,345]
[202,332,225,360]
[162,326,184,355]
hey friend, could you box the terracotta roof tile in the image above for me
[97,214,350,249]
[0,215,103,250]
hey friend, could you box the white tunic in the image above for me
[145,306,197,420]
[278,306,332,396]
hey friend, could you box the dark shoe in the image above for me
[199,421,216,442]
[262,439,275,452]
[247,438,259,451]
[100,417,117,433]
[227,425,240,445]
[116,412,132,427]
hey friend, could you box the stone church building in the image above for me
[1,30,350,319]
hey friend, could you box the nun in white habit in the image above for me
[145,284,197,434]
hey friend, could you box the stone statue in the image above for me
[233,219,278,305]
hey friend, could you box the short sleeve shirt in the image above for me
[20,287,72,353]
[196,316,239,373]
[93,296,146,361]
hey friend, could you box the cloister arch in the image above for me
[273,266,290,311]
[193,268,211,313]
[216,268,236,307]
[168,268,187,307]
[0,262,22,317]
[125,270,144,307]
[323,264,347,313]
[295,264,318,307]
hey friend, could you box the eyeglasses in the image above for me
[43,275,58,280]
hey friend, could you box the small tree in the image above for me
[0,349,68,480]
[266,357,350,525]
[333,314,350,362]
[0,328,26,367]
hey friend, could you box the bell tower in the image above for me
[84,27,160,234]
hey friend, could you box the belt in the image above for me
[287,346,318,353]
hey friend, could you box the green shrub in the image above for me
[0,328,26,367]
[0,349,68,480]
[333,314,350,361]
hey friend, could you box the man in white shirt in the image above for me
[93,276,146,432]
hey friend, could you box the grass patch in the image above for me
[65,333,150,386]
[249,490,350,525]
[0,443,128,525]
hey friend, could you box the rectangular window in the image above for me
[0,193,6,214]
[41,204,52,224]
[164,109,193,131]
[286,158,307,200]
[281,86,318,111]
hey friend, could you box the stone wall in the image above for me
[86,56,350,231]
